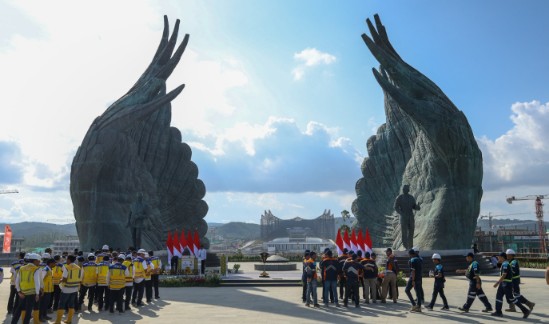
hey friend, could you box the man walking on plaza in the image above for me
[491,252,530,318]
[505,249,535,312]
[405,249,423,312]
[457,252,493,313]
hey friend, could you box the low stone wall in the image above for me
[254,263,297,271]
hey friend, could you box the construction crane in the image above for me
[506,194,549,255]
[478,212,531,252]
[0,189,19,195]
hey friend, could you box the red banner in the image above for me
[3,225,12,253]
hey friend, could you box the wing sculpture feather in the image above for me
[70,16,208,251]
[352,15,482,249]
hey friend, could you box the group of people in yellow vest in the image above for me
[7,245,163,324]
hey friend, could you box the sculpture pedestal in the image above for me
[374,248,496,276]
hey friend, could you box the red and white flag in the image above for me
[172,230,182,257]
[335,229,344,256]
[187,231,195,257]
[364,228,373,253]
[357,229,364,255]
[350,229,358,253]
[343,229,351,252]
[166,231,173,261]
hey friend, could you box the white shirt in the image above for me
[198,249,207,261]
[15,265,41,295]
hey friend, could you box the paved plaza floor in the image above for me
[1,266,548,323]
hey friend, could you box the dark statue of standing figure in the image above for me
[128,193,151,249]
[70,16,209,251]
[394,185,420,250]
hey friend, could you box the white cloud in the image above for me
[479,100,549,189]
[188,117,362,193]
[292,47,336,81]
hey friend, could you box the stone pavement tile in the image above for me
[0,273,548,324]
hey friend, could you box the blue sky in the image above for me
[1,0,549,226]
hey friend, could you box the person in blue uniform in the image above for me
[491,252,530,318]
[425,253,449,310]
[457,252,492,313]
[405,249,423,312]
[504,249,535,312]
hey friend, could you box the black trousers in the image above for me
[52,285,61,310]
[405,278,423,306]
[7,285,20,313]
[11,294,38,324]
[132,281,145,305]
[512,279,531,304]
[124,286,133,310]
[495,282,528,314]
[428,282,448,307]
[463,281,492,310]
[39,293,52,319]
[95,286,110,310]
[302,278,307,301]
[145,280,153,302]
[339,277,346,299]
[151,274,160,298]
[78,285,96,309]
[109,289,124,312]
[345,281,360,306]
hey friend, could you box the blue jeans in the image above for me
[306,279,318,305]
[323,280,338,305]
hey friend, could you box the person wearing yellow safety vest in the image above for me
[51,255,64,312]
[39,258,56,322]
[131,249,149,307]
[95,255,111,311]
[122,254,134,311]
[12,253,41,324]
[78,253,98,312]
[144,252,155,303]
[54,255,82,324]
[149,250,162,299]
[7,252,25,315]
[107,256,130,314]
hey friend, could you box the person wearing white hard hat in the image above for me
[79,253,98,312]
[425,253,449,311]
[491,252,530,318]
[505,249,535,312]
[12,253,42,324]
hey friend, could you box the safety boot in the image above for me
[526,301,535,310]
[63,308,75,324]
[33,310,40,324]
[54,309,64,324]
[505,304,517,312]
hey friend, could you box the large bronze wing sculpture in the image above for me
[352,15,482,250]
[71,16,208,251]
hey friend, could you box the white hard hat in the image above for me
[432,253,441,260]
[506,249,516,255]
[144,252,149,258]
[41,253,51,259]
[412,246,420,252]
[119,254,126,259]
[137,249,146,254]
[102,245,109,250]
[88,253,95,258]
[27,253,40,261]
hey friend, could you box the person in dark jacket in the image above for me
[320,250,340,307]
[343,254,364,308]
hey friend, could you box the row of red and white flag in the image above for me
[166,230,200,260]
[335,228,373,256]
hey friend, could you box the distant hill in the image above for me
[209,222,260,240]
[1,222,77,249]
